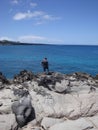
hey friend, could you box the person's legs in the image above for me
[46,67,49,73]
[43,67,46,72]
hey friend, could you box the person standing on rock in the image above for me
[41,58,49,73]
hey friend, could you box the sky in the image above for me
[0,0,98,45]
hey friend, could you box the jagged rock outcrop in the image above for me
[37,72,70,93]
[0,72,10,89]
[13,70,35,84]
[0,70,98,130]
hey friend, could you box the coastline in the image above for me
[0,40,98,46]
[0,40,45,46]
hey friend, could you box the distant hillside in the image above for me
[0,40,44,45]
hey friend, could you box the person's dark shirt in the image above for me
[41,58,49,72]
[42,60,48,68]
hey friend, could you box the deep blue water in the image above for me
[0,45,98,79]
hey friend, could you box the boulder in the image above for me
[12,94,35,128]
[55,80,70,93]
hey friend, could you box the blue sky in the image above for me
[0,0,98,45]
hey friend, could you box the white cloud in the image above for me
[13,12,29,20]
[13,10,44,20]
[0,37,13,41]
[35,21,44,25]
[18,35,64,44]
[18,35,46,43]
[11,0,19,4]
[42,14,61,21]
[11,0,61,24]
[30,2,37,8]
[13,10,61,24]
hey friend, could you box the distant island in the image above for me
[0,40,44,45]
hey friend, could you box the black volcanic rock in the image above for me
[13,70,35,84]
[37,72,67,92]
[0,72,9,85]
[94,74,98,80]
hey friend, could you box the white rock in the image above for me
[49,117,94,130]
[30,86,98,120]
[41,117,64,129]
[55,80,69,93]
[0,114,16,130]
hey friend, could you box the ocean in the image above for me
[0,45,98,79]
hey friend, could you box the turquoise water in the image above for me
[0,45,98,78]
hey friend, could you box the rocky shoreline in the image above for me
[0,70,98,130]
